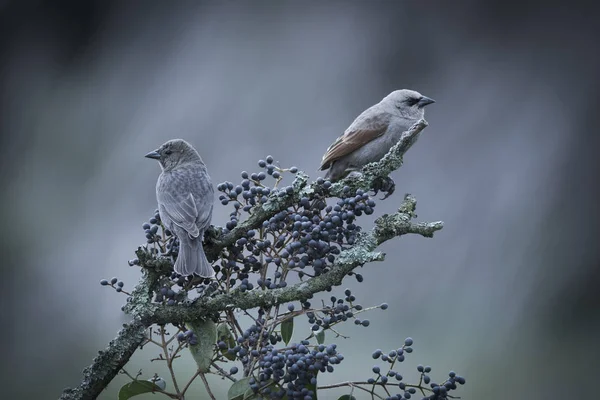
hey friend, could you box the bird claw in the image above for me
[372,176,396,200]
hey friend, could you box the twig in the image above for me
[181,369,201,397]
[199,373,216,400]
[212,363,238,382]
[318,380,461,399]
[160,326,181,395]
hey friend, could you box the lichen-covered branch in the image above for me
[60,261,160,400]
[203,119,429,260]
[204,173,308,261]
[59,320,147,400]
[59,118,437,400]
[328,119,428,197]
[144,194,442,325]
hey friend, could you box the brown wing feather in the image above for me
[319,119,389,170]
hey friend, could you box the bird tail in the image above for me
[174,236,214,278]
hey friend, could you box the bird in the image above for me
[145,139,215,277]
[319,89,435,183]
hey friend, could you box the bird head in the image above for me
[383,89,435,119]
[145,139,201,171]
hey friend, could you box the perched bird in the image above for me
[319,89,435,182]
[145,139,215,277]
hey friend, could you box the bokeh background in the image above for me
[2,1,599,399]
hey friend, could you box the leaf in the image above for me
[187,319,217,372]
[316,329,325,344]
[118,380,161,400]
[281,317,294,345]
[217,323,237,361]
[228,377,250,400]
[243,387,259,400]
[337,396,357,400]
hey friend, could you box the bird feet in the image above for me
[372,176,396,200]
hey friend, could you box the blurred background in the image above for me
[2,1,599,399]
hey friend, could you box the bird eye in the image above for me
[405,97,419,106]
[165,149,172,155]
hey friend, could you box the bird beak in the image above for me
[145,150,161,160]
[417,96,435,108]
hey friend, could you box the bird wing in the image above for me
[319,111,391,170]
[158,191,201,238]
[194,196,213,232]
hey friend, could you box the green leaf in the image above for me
[337,396,356,400]
[217,323,237,361]
[243,386,267,400]
[281,317,294,345]
[228,377,250,400]
[118,381,161,400]
[187,319,217,372]
[316,329,325,344]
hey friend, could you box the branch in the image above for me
[203,119,429,260]
[60,267,160,400]
[59,118,435,399]
[328,119,429,197]
[318,380,461,399]
[142,194,442,325]
[59,320,147,400]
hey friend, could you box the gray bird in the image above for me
[319,89,435,182]
[145,139,215,277]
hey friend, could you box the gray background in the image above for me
[1,1,599,399]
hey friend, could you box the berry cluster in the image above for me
[418,367,466,400]
[367,338,465,400]
[216,155,296,212]
[247,341,343,399]
[142,211,165,244]
[302,288,381,332]
[176,330,199,346]
[372,337,413,364]
[99,277,125,293]
[214,156,378,293]
[154,285,184,306]
[127,209,179,267]
[220,309,280,362]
